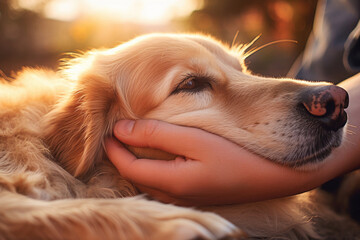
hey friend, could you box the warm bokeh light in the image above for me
[44,0,79,22]
[17,0,203,24]
[1,0,317,78]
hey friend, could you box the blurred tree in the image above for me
[1,0,41,56]
[188,0,316,43]
[0,0,317,77]
[0,0,59,74]
[185,0,318,76]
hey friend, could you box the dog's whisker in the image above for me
[231,34,261,59]
[342,134,357,146]
[231,30,240,49]
[346,129,356,135]
[244,39,298,59]
[344,140,356,147]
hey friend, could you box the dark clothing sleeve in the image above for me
[288,0,360,84]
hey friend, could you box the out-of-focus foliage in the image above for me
[0,0,317,77]
[183,0,317,75]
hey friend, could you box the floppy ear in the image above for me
[43,74,120,178]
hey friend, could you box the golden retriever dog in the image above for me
[0,33,356,239]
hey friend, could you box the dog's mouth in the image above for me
[279,130,343,168]
[242,124,345,169]
[285,143,334,168]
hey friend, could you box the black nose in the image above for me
[300,85,349,131]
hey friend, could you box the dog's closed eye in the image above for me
[172,75,213,95]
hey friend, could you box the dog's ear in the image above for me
[43,73,122,178]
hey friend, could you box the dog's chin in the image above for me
[282,146,334,171]
[273,131,344,170]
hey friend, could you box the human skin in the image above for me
[105,74,360,206]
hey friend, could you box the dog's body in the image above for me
[0,33,357,239]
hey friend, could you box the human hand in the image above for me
[105,119,339,206]
[105,75,360,206]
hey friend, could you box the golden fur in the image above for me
[0,33,355,239]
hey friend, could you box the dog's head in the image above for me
[44,33,348,177]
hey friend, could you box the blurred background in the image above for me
[0,0,317,77]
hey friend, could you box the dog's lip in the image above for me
[240,137,337,168]
[283,135,340,167]
[289,145,334,167]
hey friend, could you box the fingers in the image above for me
[104,138,138,166]
[105,138,199,191]
[113,119,226,160]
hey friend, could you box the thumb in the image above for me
[112,119,225,160]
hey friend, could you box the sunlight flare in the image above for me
[40,0,201,24]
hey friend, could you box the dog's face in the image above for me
[46,33,348,177]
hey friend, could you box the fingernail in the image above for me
[115,120,135,136]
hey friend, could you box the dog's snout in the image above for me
[300,85,349,131]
